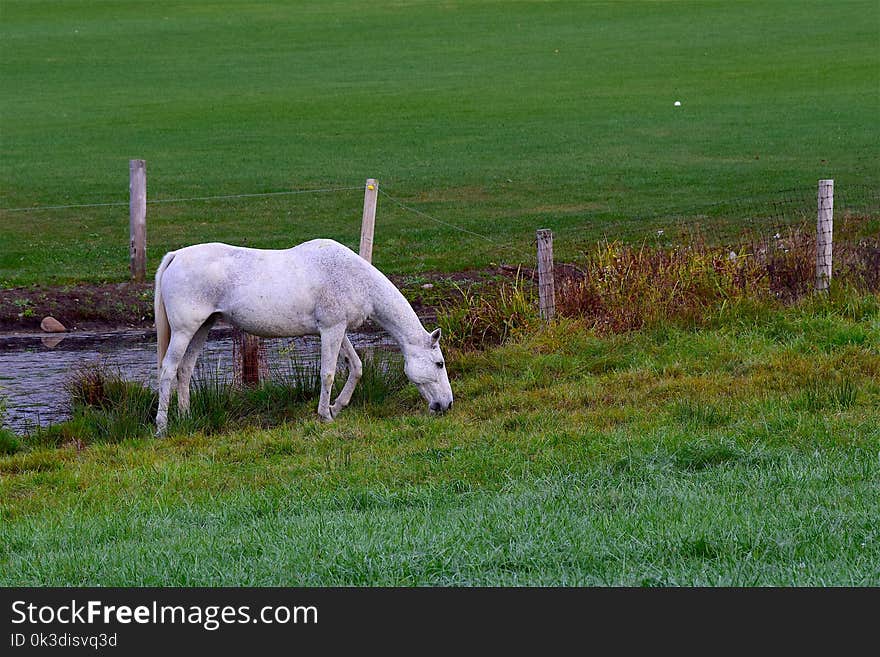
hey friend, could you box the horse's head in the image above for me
[404,328,454,414]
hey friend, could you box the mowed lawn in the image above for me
[1,0,878,284]
[1,298,878,585]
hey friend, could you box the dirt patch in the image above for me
[0,282,154,332]
[0,266,523,334]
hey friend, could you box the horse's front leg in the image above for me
[317,324,346,422]
[330,334,363,418]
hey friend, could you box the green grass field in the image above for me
[2,294,879,585]
[1,0,878,284]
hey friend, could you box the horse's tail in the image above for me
[154,251,176,375]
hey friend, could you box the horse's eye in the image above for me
[435,361,444,369]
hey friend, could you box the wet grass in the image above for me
[0,428,19,456]
[2,453,877,586]
[1,293,878,585]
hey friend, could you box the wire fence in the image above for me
[4,179,877,237]
[631,183,879,229]
[375,181,880,298]
[539,181,880,334]
[2,177,878,298]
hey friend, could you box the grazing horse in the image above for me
[153,239,453,436]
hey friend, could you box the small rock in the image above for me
[421,283,434,289]
[40,316,66,333]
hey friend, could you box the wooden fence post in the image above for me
[816,179,833,292]
[232,327,267,387]
[129,159,147,282]
[359,178,379,262]
[536,228,555,321]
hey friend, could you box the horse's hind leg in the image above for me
[330,334,362,418]
[156,331,195,436]
[176,315,217,416]
[317,323,346,422]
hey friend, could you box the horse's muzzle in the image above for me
[430,401,453,414]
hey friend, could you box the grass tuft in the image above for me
[0,394,19,454]
[672,440,747,472]
[438,273,539,350]
[670,400,731,430]
[0,428,20,456]
[794,379,858,413]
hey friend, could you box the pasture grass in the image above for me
[1,292,878,585]
[1,0,878,285]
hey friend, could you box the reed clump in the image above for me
[436,216,879,344]
[556,219,879,333]
[437,273,539,351]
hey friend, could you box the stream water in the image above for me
[0,326,396,434]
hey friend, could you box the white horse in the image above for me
[153,239,453,436]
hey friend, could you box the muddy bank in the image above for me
[0,282,153,332]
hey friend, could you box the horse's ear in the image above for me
[429,328,441,346]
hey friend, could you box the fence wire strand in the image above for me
[0,186,362,213]
[377,188,499,245]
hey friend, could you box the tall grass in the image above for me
[555,237,767,332]
[0,391,21,455]
[555,219,880,334]
[434,217,878,350]
[438,273,539,351]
